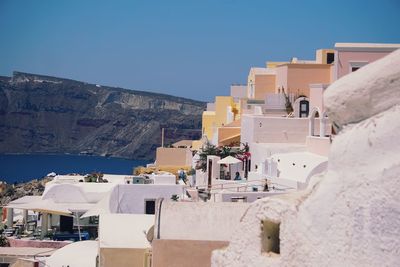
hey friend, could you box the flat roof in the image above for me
[250,67,276,75]
[277,63,332,68]
[99,214,154,249]
[223,119,241,127]
[172,140,193,147]
[202,111,215,116]
[335,42,400,48]
[219,133,241,144]
[0,247,56,257]
[335,43,400,52]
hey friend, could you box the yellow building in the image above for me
[202,111,216,141]
[201,96,239,142]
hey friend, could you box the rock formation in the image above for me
[212,49,400,266]
[0,72,205,159]
[0,178,51,206]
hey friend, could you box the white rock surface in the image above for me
[212,49,400,266]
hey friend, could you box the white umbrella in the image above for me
[217,156,241,165]
[217,156,241,180]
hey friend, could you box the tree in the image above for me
[196,142,219,172]
[195,142,251,172]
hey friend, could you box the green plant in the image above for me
[0,235,9,247]
[85,172,104,183]
[281,87,293,114]
[84,175,92,183]
[195,142,250,172]
[187,168,196,176]
[196,142,219,172]
[4,186,15,197]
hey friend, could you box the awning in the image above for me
[81,193,111,218]
[5,198,95,216]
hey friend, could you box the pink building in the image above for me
[334,43,400,80]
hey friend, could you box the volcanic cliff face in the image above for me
[0,72,205,160]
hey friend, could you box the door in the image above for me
[60,215,74,233]
[299,100,309,118]
[208,159,212,188]
[145,200,156,214]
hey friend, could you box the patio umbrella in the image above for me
[217,156,241,180]
[6,198,94,216]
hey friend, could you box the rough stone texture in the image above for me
[0,72,205,160]
[0,178,50,205]
[212,50,400,266]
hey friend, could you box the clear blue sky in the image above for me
[1,0,399,101]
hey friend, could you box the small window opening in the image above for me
[145,199,156,214]
[327,52,334,64]
[303,165,306,168]
[261,220,280,254]
[231,196,247,203]
[292,163,295,166]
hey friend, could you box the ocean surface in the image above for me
[0,154,150,184]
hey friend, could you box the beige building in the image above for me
[247,67,276,100]
[152,201,249,267]
[275,63,332,97]
[155,147,193,168]
[217,119,241,146]
[99,214,154,267]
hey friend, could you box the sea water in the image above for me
[0,154,149,183]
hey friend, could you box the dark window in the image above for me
[60,215,74,233]
[299,100,309,118]
[208,159,212,187]
[352,67,360,72]
[145,200,156,214]
[327,53,334,64]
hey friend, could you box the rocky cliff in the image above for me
[0,72,205,160]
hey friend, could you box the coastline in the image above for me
[0,154,150,184]
[0,152,152,161]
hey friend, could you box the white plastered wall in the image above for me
[212,49,400,267]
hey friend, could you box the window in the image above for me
[261,220,280,254]
[145,199,156,214]
[327,53,334,64]
[349,61,368,74]
[231,196,247,202]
